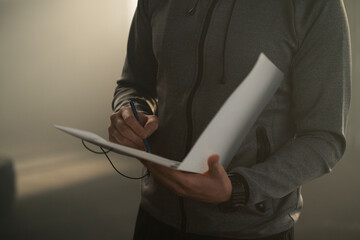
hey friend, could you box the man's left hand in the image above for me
[140,154,232,204]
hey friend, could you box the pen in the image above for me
[130,101,151,153]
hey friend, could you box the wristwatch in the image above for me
[218,173,249,212]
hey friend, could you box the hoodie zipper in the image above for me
[185,0,219,153]
[180,0,219,233]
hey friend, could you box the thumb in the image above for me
[207,154,221,175]
[143,115,159,137]
[137,112,148,126]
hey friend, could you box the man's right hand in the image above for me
[108,105,158,151]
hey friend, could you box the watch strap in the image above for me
[218,173,249,212]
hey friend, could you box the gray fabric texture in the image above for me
[112,0,351,238]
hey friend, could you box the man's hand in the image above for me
[141,154,232,204]
[108,105,158,150]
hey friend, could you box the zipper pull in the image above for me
[188,0,200,16]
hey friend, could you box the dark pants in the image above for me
[133,206,294,240]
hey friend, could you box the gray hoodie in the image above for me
[112,0,351,238]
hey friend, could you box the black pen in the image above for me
[130,101,151,153]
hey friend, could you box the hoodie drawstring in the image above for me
[188,0,200,16]
[220,0,236,84]
[188,0,237,84]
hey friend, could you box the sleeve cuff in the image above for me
[113,98,154,115]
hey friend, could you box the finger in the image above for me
[143,115,159,138]
[120,107,147,139]
[137,112,148,126]
[114,118,146,147]
[109,135,117,143]
[109,126,146,150]
[207,154,222,175]
[112,133,145,150]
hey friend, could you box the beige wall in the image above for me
[0,0,137,158]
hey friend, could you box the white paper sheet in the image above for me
[55,53,283,173]
[178,53,284,173]
[54,125,181,169]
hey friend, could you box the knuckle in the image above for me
[123,105,131,111]
[119,106,128,113]
[122,114,129,122]
[123,115,133,125]
[110,113,117,121]
[119,125,130,135]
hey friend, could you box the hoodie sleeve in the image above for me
[232,0,351,204]
[112,0,157,114]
